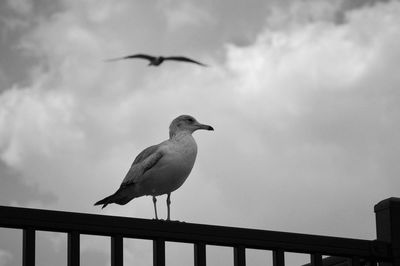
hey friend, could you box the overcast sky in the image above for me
[1,0,400,265]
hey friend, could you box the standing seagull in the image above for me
[95,115,214,220]
[105,53,207,67]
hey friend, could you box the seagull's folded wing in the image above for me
[120,144,164,187]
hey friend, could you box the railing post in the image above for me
[194,242,206,266]
[273,250,284,266]
[23,229,35,266]
[234,246,246,266]
[111,235,123,266]
[153,239,165,266]
[375,197,400,266]
[68,231,80,266]
[310,253,322,266]
[351,256,361,266]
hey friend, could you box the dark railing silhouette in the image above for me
[0,197,399,266]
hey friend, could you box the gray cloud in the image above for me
[0,0,64,90]
[0,160,56,205]
[1,0,399,229]
[0,0,400,265]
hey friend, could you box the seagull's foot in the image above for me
[151,218,185,223]
[153,218,166,221]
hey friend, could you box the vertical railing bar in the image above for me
[234,245,246,266]
[68,231,80,266]
[273,249,284,266]
[153,238,165,266]
[351,256,361,266]
[23,229,35,266]
[194,242,206,266]
[310,253,322,266]
[111,235,123,266]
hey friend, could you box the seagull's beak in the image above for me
[196,122,214,131]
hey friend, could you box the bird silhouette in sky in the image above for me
[94,115,214,220]
[105,53,207,67]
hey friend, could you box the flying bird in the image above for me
[105,54,207,67]
[94,115,214,220]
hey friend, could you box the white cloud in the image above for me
[6,0,33,15]
[158,1,214,30]
[1,1,400,265]
[0,0,399,248]
[267,0,344,29]
[0,16,29,35]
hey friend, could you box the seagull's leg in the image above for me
[166,193,171,221]
[152,196,158,220]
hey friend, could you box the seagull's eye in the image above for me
[187,118,194,123]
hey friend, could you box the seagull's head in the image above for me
[169,115,214,138]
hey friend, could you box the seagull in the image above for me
[105,53,207,67]
[94,115,214,220]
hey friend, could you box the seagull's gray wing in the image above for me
[120,144,164,187]
[105,54,155,62]
[164,56,207,66]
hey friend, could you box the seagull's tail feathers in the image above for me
[94,193,118,209]
[94,187,135,209]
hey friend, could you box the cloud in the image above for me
[1,0,399,227]
[208,0,400,231]
[0,68,7,90]
[1,0,400,264]
[267,0,343,28]
[0,160,56,205]
[158,1,215,30]
[6,0,33,15]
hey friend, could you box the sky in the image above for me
[0,0,400,265]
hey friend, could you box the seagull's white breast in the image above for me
[139,133,198,196]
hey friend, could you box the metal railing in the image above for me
[0,197,399,266]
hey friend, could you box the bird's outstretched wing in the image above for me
[120,144,163,187]
[164,56,207,66]
[105,54,155,62]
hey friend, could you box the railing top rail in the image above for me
[0,205,390,260]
